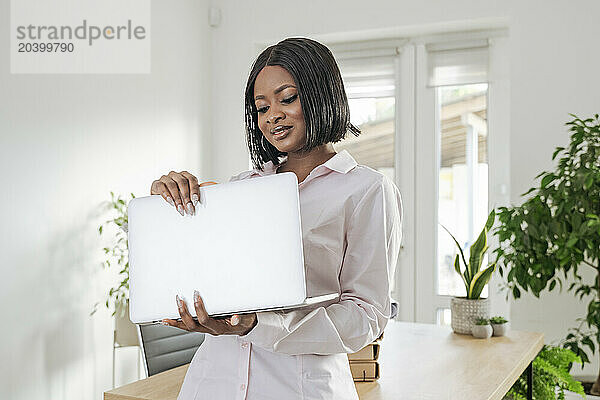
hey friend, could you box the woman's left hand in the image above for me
[162,290,258,336]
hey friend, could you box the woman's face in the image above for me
[254,65,307,154]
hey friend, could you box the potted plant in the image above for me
[91,191,138,347]
[441,209,497,334]
[504,345,585,400]
[493,114,600,395]
[472,317,493,339]
[489,316,510,337]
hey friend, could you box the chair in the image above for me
[137,324,206,376]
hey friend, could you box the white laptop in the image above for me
[127,172,339,325]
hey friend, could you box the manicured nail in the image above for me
[192,194,198,207]
[166,196,175,206]
[186,203,194,216]
[176,295,183,308]
[177,204,184,216]
[194,290,200,302]
[231,314,240,326]
[161,320,170,326]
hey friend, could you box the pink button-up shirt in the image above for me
[177,149,403,400]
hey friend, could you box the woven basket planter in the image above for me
[450,297,490,335]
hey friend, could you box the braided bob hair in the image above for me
[244,37,361,171]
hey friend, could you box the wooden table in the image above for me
[105,320,544,400]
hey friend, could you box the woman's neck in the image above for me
[277,143,337,182]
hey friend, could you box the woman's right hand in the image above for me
[150,171,217,216]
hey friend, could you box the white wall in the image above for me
[207,0,600,378]
[0,1,211,399]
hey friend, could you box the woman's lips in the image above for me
[272,126,292,140]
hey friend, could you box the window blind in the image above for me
[426,38,489,87]
[329,39,406,98]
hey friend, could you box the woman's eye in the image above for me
[256,94,296,114]
[282,94,298,104]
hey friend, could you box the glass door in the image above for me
[435,83,489,325]
[414,41,496,324]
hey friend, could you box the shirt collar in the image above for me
[256,149,357,177]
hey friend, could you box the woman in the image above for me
[151,37,403,400]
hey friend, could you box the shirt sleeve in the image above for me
[241,176,403,355]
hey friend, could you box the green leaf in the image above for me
[469,226,488,279]
[468,263,496,299]
[549,280,557,291]
[541,174,556,188]
[584,174,594,190]
[440,224,469,281]
[485,209,496,231]
[454,254,468,292]
[512,285,521,299]
[581,337,596,353]
[552,147,565,160]
[520,187,537,196]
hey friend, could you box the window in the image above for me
[321,31,509,323]
[335,97,395,182]
[331,39,402,183]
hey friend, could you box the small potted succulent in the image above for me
[489,316,510,337]
[472,318,493,339]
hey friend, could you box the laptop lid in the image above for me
[127,172,307,324]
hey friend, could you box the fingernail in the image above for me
[161,320,170,326]
[192,194,198,207]
[231,315,240,325]
[176,295,183,308]
[186,203,194,216]
[177,204,184,216]
[194,290,200,302]
[166,196,175,206]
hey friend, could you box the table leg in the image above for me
[526,361,533,400]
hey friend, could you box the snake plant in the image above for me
[441,209,497,299]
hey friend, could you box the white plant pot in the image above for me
[492,322,510,337]
[472,325,493,339]
[114,301,139,347]
[450,297,490,335]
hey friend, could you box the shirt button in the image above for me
[241,342,248,349]
[240,383,246,391]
